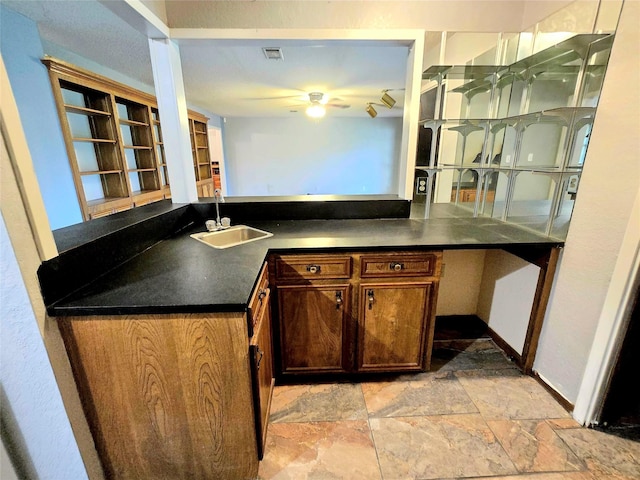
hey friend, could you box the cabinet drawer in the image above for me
[360,253,439,277]
[248,263,269,336]
[274,255,352,282]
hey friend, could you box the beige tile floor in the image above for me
[258,338,640,480]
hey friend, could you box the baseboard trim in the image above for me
[486,325,522,365]
[532,371,575,413]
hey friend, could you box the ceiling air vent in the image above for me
[262,47,283,60]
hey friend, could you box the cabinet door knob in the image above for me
[258,289,267,302]
[306,265,321,274]
[335,291,343,309]
[367,289,375,309]
[390,262,404,272]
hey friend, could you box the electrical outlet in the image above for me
[527,153,534,162]
[505,155,511,164]
[567,175,579,194]
[416,177,428,195]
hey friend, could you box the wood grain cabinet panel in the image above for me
[358,282,436,372]
[360,253,437,277]
[58,313,259,480]
[274,255,352,281]
[250,287,274,459]
[271,251,442,377]
[277,284,351,374]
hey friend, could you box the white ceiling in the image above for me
[4,0,575,119]
[3,0,408,118]
[178,39,408,118]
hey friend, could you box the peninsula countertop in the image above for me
[42,212,562,317]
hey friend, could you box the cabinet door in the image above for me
[278,284,350,374]
[250,289,274,460]
[357,282,435,372]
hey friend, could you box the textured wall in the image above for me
[0,216,87,479]
[534,0,640,403]
[436,250,487,316]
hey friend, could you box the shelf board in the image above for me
[64,104,111,116]
[508,33,610,73]
[73,137,115,143]
[79,169,123,176]
[123,145,152,150]
[427,107,596,131]
[128,168,157,173]
[450,78,493,97]
[422,65,502,81]
[436,164,581,175]
[86,196,130,207]
[119,118,149,127]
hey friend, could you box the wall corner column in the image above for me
[148,38,198,203]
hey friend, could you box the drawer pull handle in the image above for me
[255,346,264,370]
[258,289,267,302]
[367,289,375,309]
[335,291,343,309]
[306,265,321,274]
[390,262,404,272]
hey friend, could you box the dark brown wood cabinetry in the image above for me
[358,281,436,371]
[58,313,259,479]
[57,265,274,479]
[270,251,442,378]
[278,284,352,374]
[248,263,275,459]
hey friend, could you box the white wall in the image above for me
[534,0,640,403]
[0,216,87,480]
[477,250,540,354]
[0,6,83,229]
[223,116,402,196]
[166,1,530,32]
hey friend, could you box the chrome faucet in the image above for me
[206,189,226,231]
[214,188,224,229]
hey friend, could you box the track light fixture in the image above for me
[366,103,378,118]
[381,90,396,108]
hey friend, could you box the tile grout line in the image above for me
[358,381,386,480]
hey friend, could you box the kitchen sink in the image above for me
[190,225,273,249]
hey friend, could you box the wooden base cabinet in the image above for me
[248,264,275,459]
[270,251,442,378]
[57,265,274,479]
[358,282,436,372]
[278,284,351,374]
[58,313,259,480]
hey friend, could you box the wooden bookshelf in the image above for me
[43,57,215,220]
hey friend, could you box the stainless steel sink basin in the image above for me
[190,225,273,249]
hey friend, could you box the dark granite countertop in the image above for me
[44,213,562,317]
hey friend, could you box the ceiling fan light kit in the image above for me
[306,104,326,118]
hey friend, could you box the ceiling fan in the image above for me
[297,92,351,118]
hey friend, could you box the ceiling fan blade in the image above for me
[327,104,351,109]
[242,94,304,101]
